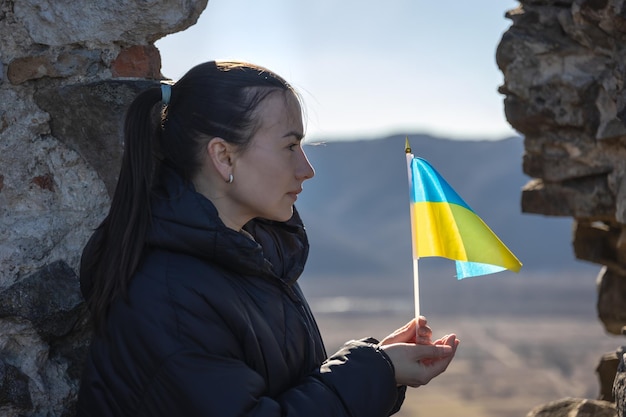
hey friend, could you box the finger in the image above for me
[433,334,449,345]
[439,334,459,348]
[415,344,454,361]
[422,334,459,363]
[381,319,417,345]
[416,325,432,338]
[444,334,457,348]
[416,317,432,342]
[433,333,457,346]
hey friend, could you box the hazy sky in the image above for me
[156,0,520,142]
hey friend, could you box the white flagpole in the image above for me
[405,138,421,320]
[413,258,420,318]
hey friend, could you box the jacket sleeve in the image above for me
[285,338,406,417]
[136,339,403,417]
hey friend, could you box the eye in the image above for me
[287,143,299,151]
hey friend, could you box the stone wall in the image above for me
[0,1,207,415]
[497,0,626,415]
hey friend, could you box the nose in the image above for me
[297,148,315,181]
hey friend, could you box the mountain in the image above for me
[295,134,602,316]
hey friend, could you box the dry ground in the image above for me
[314,313,622,417]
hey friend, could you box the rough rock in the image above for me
[13,0,208,47]
[33,79,160,196]
[599,350,620,402]
[0,0,208,415]
[498,0,626,414]
[616,345,626,417]
[526,397,617,417]
[597,267,626,335]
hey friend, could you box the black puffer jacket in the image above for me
[76,168,405,417]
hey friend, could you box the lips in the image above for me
[287,188,302,201]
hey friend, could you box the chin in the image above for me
[271,206,294,223]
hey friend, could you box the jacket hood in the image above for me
[146,166,309,285]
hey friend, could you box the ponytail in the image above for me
[82,60,297,331]
[83,86,162,331]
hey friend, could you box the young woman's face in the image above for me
[227,91,315,226]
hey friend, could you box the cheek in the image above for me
[237,166,282,204]
[245,165,280,190]
[235,152,291,200]
[255,160,289,188]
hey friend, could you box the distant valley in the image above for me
[295,134,602,317]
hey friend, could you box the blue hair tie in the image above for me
[161,83,172,105]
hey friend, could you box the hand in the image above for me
[380,316,433,346]
[379,318,459,387]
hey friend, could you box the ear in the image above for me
[206,137,234,181]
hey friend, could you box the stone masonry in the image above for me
[497,1,626,415]
[0,1,207,415]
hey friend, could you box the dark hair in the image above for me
[82,60,296,330]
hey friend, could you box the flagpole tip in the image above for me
[405,136,411,154]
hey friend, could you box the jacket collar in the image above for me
[147,166,309,285]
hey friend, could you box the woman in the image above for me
[77,60,459,417]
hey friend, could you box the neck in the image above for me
[192,177,248,232]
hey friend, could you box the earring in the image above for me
[226,174,234,184]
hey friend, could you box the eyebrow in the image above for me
[283,131,304,141]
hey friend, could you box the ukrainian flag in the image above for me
[407,155,522,279]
